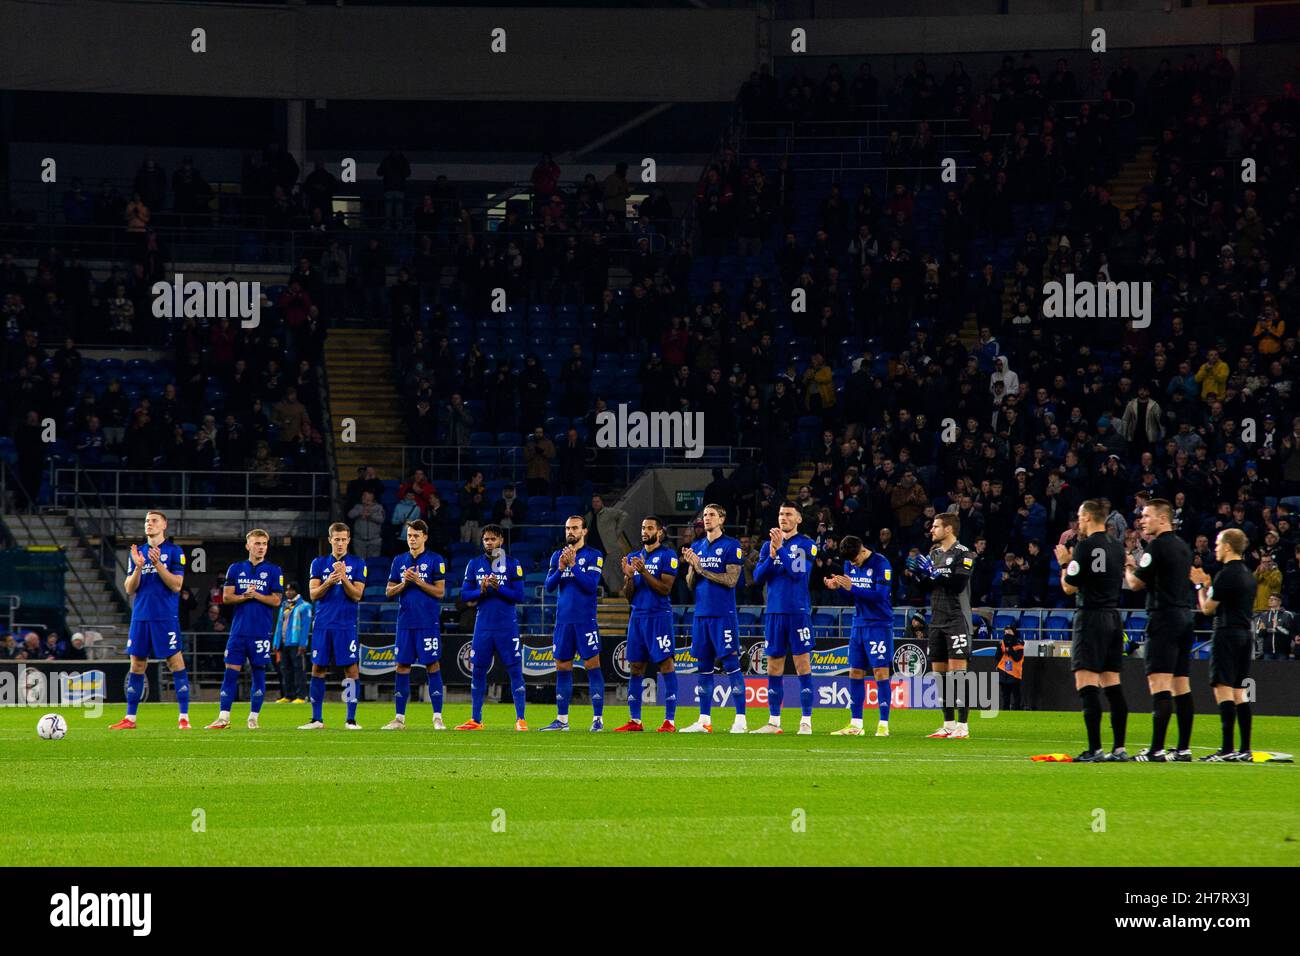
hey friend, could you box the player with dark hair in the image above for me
[616,515,680,733]
[1190,528,1256,761]
[909,512,976,739]
[301,522,366,730]
[1125,498,1196,761]
[751,502,818,734]
[680,504,747,734]
[382,519,447,730]
[110,510,192,730]
[540,515,606,732]
[1056,500,1130,761]
[826,535,895,736]
[457,524,528,731]
[208,528,284,731]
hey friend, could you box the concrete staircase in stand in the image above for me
[324,328,407,486]
[3,511,130,642]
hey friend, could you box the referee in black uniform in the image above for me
[1190,528,1256,762]
[1124,498,1196,762]
[1056,500,1130,762]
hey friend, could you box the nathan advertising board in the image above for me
[746,642,851,676]
[359,644,398,676]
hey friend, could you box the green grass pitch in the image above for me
[5,702,1297,867]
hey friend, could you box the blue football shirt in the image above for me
[690,534,742,617]
[224,560,285,638]
[128,540,186,622]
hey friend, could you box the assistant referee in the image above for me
[1056,499,1130,762]
[1190,529,1255,762]
[1124,498,1195,763]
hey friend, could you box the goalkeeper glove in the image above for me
[907,554,937,579]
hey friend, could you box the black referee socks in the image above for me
[1151,690,1173,753]
[1105,684,1128,750]
[1217,699,1237,753]
[1236,702,1252,753]
[1174,692,1194,752]
[1078,685,1103,752]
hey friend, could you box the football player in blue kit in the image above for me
[382,520,447,731]
[456,525,529,731]
[615,516,680,733]
[540,515,607,732]
[110,510,192,730]
[207,529,284,730]
[680,504,748,734]
[826,535,895,737]
[300,522,367,730]
[751,503,818,735]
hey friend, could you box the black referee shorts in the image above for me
[1144,607,1194,677]
[1209,628,1252,689]
[1070,607,1124,674]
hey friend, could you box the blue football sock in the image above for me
[587,666,604,718]
[698,672,714,717]
[249,667,266,715]
[628,675,644,721]
[394,671,411,717]
[219,668,239,713]
[310,676,326,722]
[850,677,865,720]
[343,677,359,723]
[172,668,190,716]
[126,671,145,718]
[471,663,488,723]
[662,671,678,722]
[507,663,526,719]
[555,669,573,718]
[798,672,815,718]
[767,674,784,718]
[427,669,444,715]
[876,678,891,723]
[722,656,745,715]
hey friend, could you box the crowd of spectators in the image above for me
[0,630,87,660]
[4,47,1299,631]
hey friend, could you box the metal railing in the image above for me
[51,466,333,529]
[344,443,761,487]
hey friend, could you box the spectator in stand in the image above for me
[524,426,556,498]
[396,470,435,513]
[556,427,587,497]
[443,393,474,446]
[1253,592,1295,661]
[531,153,562,217]
[349,490,386,558]
[63,634,88,661]
[270,387,311,459]
[272,582,312,702]
[15,632,46,660]
[1254,553,1282,611]
[44,632,66,659]
[602,162,631,225]
[378,149,412,229]
[392,489,424,542]
[0,634,19,659]
[344,466,384,512]
[491,484,527,546]
[459,471,489,542]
